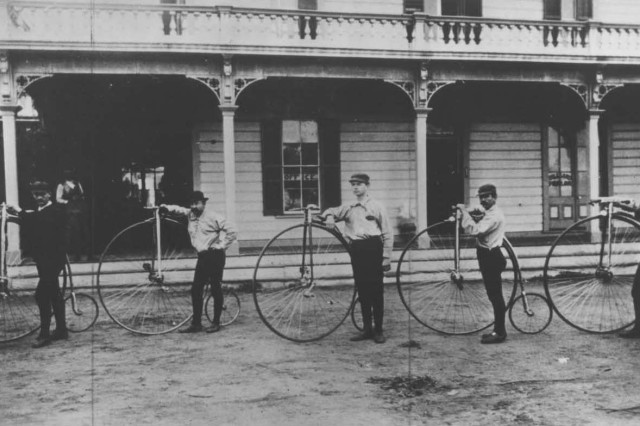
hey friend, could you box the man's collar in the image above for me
[350,195,371,207]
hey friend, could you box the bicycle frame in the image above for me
[1,203,8,292]
[594,197,632,280]
[300,205,320,297]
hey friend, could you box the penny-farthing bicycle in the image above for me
[395,206,552,335]
[252,205,357,342]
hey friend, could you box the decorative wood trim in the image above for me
[186,76,221,103]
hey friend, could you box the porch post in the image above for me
[415,108,431,234]
[587,109,603,238]
[1,105,21,252]
[220,104,239,254]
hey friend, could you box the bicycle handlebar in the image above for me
[589,197,634,205]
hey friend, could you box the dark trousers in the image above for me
[34,257,66,337]
[350,238,384,333]
[477,247,507,336]
[191,249,225,326]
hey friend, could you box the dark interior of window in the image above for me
[544,0,561,20]
[298,0,317,10]
[575,0,592,20]
[441,0,482,17]
[404,0,424,13]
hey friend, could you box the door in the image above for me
[427,126,463,225]
[544,126,589,231]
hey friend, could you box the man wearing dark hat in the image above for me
[458,183,507,344]
[160,191,237,333]
[7,180,68,348]
[321,173,393,344]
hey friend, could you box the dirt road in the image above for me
[2,288,640,426]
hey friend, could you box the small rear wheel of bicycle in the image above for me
[97,218,194,335]
[350,295,363,332]
[543,214,637,333]
[508,292,552,334]
[205,289,240,326]
[64,293,99,332]
[253,223,354,342]
[396,220,517,335]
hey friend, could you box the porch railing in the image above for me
[2,1,640,60]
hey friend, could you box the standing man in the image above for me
[8,180,68,348]
[321,173,393,344]
[458,183,507,344]
[618,200,640,339]
[161,191,237,334]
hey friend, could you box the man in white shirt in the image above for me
[161,191,237,334]
[458,183,507,344]
[322,173,393,344]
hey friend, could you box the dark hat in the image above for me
[477,183,497,197]
[189,190,209,203]
[349,173,370,185]
[29,180,52,192]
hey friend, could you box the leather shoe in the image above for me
[179,324,203,333]
[373,331,386,344]
[205,323,221,333]
[350,330,373,342]
[51,329,69,341]
[481,332,506,344]
[618,328,640,339]
[32,338,52,349]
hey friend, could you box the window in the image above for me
[262,120,341,215]
[404,0,424,13]
[543,0,561,20]
[575,0,592,20]
[441,0,482,16]
[298,0,317,10]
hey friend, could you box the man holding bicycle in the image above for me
[7,180,68,349]
[161,191,237,334]
[322,173,393,344]
[458,183,507,344]
[618,201,640,339]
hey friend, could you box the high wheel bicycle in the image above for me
[96,206,193,335]
[396,206,552,335]
[253,204,357,343]
[543,197,639,333]
[60,255,99,333]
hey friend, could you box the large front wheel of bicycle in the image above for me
[0,220,66,343]
[543,214,638,333]
[396,220,518,335]
[97,218,194,335]
[253,223,355,343]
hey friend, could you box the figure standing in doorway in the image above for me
[56,169,90,261]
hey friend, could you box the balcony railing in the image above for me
[2,1,640,61]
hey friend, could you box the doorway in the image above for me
[427,125,464,224]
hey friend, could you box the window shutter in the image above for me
[261,120,283,216]
[319,120,341,210]
[543,0,561,20]
[575,0,592,20]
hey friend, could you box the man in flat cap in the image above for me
[161,191,237,334]
[458,183,507,344]
[321,173,393,344]
[7,180,68,348]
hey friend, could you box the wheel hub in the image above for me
[595,267,613,283]
[450,271,464,289]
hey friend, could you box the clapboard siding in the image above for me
[185,0,402,14]
[467,122,543,233]
[597,1,640,24]
[612,123,640,200]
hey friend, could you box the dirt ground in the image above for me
[2,286,640,426]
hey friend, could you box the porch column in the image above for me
[587,109,603,238]
[220,104,239,254]
[415,108,431,233]
[1,105,21,252]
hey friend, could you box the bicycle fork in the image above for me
[0,203,10,297]
[450,209,464,289]
[595,206,614,283]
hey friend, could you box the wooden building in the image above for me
[2,0,640,256]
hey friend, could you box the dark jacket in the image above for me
[19,203,67,262]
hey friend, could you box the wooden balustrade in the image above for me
[2,1,640,60]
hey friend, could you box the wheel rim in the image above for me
[97,218,194,335]
[205,291,241,326]
[396,221,517,335]
[544,215,637,333]
[65,293,99,333]
[508,293,552,334]
[253,224,353,342]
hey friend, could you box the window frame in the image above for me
[543,0,562,20]
[441,0,482,17]
[281,120,321,214]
